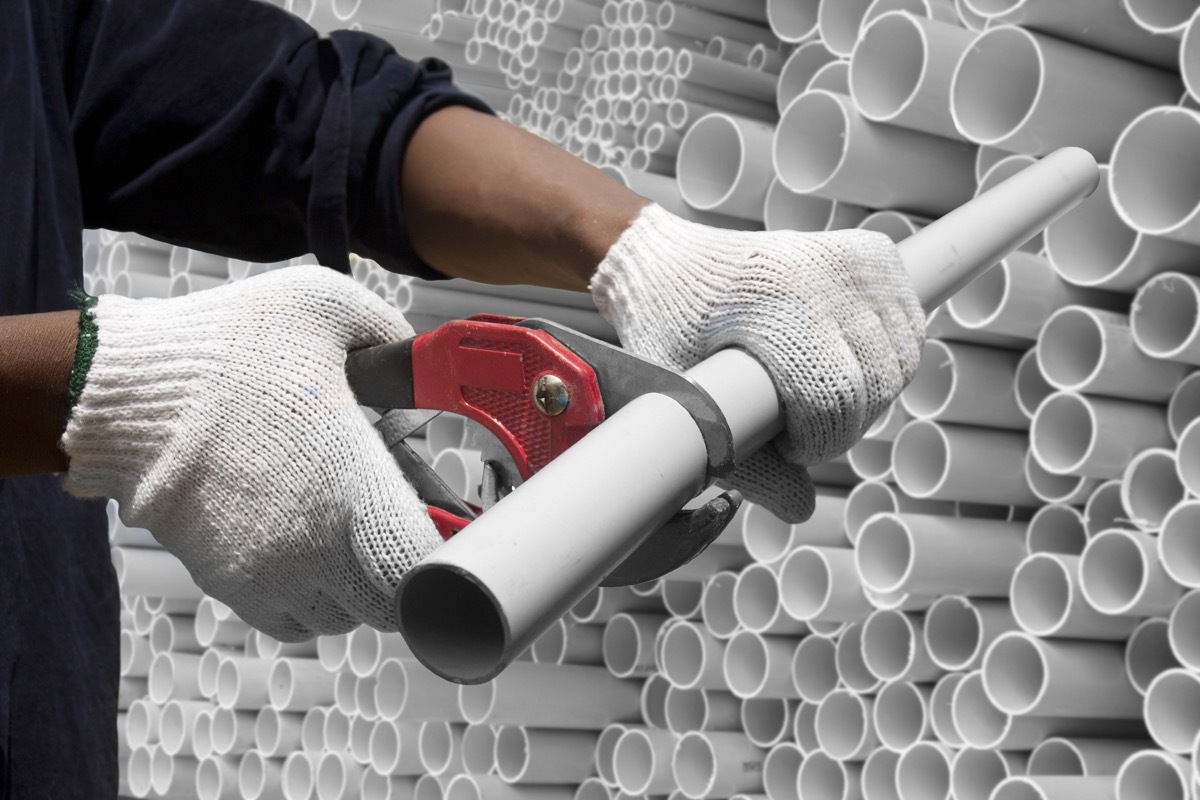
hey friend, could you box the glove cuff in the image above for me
[66,290,100,414]
[60,293,201,500]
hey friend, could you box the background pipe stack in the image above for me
[87,0,1200,797]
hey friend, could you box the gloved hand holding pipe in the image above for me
[0,107,1093,653]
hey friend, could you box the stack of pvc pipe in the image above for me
[86,0,1200,798]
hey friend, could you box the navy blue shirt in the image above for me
[2,0,488,794]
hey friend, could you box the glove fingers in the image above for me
[721,447,816,524]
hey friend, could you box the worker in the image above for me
[0,0,923,794]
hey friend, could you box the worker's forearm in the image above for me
[401,106,650,291]
[0,310,76,477]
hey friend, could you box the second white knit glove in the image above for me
[591,205,925,522]
[61,266,442,641]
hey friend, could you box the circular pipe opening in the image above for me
[924,595,983,671]
[950,26,1042,145]
[850,12,926,122]
[874,680,927,752]
[1028,738,1084,776]
[856,514,913,594]
[902,340,956,419]
[672,733,715,799]
[897,743,951,800]
[1145,670,1200,752]
[981,633,1047,715]
[724,631,768,698]
[951,748,1011,800]
[1036,308,1104,390]
[768,0,820,41]
[952,671,1009,749]
[773,91,850,194]
[1134,274,1200,358]
[1080,530,1149,615]
[603,614,644,678]
[780,548,831,621]
[677,114,746,212]
[791,635,839,703]
[1010,555,1071,636]
[398,568,507,684]
[862,610,916,681]
[1030,393,1095,475]
[1026,505,1087,556]
[815,691,869,759]
[892,420,950,498]
[1117,750,1190,800]
[614,729,656,795]
[947,261,1008,328]
[1111,108,1200,234]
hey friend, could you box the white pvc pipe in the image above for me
[159,699,210,757]
[789,635,840,704]
[865,0,959,26]
[531,617,604,665]
[1080,528,1183,617]
[900,339,1025,429]
[461,724,496,776]
[857,210,928,243]
[419,720,464,776]
[148,652,203,704]
[952,749,1027,800]
[722,630,798,700]
[255,707,302,758]
[699,571,741,641]
[1168,588,1200,672]
[767,0,820,42]
[1126,617,1181,697]
[458,662,641,728]
[762,741,802,800]
[672,731,766,799]
[762,178,868,233]
[495,726,599,784]
[1025,450,1097,507]
[264,659,332,714]
[742,697,794,749]
[660,621,729,692]
[571,585,666,625]
[974,156,1043,252]
[949,25,1180,159]
[1115,749,1191,800]
[896,742,953,800]
[892,419,1036,505]
[121,630,154,678]
[779,545,871,623]
[929,673,966,747]
[1046,166,1200,291]
[1030,392,1171,480]
[774,89,975,216]
[676,113,775,221]
[873,680,932,753]
[777,42,839,113]
[238,749,284,800]
[1029,737,1146,778]
[613,728,680,796]
[1010,553,1139,640]
[946,252,1120,342]
[952,670,1060,750]
[664,685,741,735]
[849,12,974,139]
[368,719,423,777]
[856,511,1025,596]
[834,620,884,695]
[861,609,942,683]
[315,750,364,800]
[968,0,1177,68]
[815,690,878,761]
[789,702,819,757]
[732,564,809,636]
[1145,668,1200,753]
[1169,372,1200,443]
[111,547,203,599]
[1110,106,1200,245]
[1084,479,1131,539]
[603,613,669,679]
[1121,448,1185,530]
[1186,10,1200,106]
[1037,307,1189,402]
[991,776,1118,800]
[214,657,270,710]
[924,596,1016,673]
[1025,504,1087,556]
[806,60,851,95]
[211,706,255,757]
[150,748,199,798]
[818,0,877,56]
[982,632,1143,718]
[1134,272,1200,368]
[398,147,1102,683]
[842,480,954,545]
[1159,500,1200,589]
[797,751,862,800]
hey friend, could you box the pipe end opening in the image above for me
[397,566,508,685]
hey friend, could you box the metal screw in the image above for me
[532,374,570,416]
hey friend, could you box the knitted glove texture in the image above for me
[62,266,441,641]
[591,205,925,522]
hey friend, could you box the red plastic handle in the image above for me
[410,315,606,481]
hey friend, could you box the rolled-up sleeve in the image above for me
[68,0,492,279]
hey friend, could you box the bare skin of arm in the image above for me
[1,108,649,476]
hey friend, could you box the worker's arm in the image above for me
[401,106,649,291]
[0,311,77,477]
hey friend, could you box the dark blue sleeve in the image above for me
[68,0,492,279]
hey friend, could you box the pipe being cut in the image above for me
[394,147,1101,684]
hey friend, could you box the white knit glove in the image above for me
[591,205,925,523]
[61,266,441,641]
